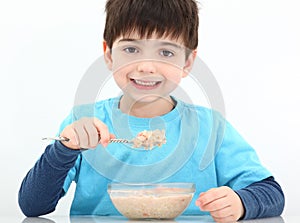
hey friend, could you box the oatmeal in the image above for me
[132,129,166,150]
[110,190,193,219]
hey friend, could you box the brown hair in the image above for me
[103,0,199,50]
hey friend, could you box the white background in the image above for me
[1,0,299,219]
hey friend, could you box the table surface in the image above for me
[2,215,298,223]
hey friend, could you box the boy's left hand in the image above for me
[195,186,244,223]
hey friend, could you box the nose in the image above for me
[136,60,157,74]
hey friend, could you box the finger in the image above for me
[83,121,99,148]
[110,133,116,139]
[67,127,80,146]
[201,196,231,212]
[74,123,89,148]
[61,127,80,149]
[210,205,232,218]
[93,118,110,146]
[198,188,228,207]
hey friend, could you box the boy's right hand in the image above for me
[59,117,114,150]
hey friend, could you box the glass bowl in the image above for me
[107,182,195,219]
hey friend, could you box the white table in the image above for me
[3,215,296,223]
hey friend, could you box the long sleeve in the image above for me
[18,141,81,217]
[236,176,285,220]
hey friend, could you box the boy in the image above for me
[18,0,284,222]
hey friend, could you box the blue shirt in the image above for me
[18,97,284,219]
[59,97,272,215]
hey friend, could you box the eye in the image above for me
[160,50,174,57]
[123,47,139,54]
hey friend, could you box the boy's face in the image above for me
[104,32,196,104]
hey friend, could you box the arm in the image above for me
[18,141,80,217]
[236,176,285,220]
[19,116,113,217]
[197,116,285,222]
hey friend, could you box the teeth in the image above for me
[134,79,158,86]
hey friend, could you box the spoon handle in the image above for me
[42,136,131,144]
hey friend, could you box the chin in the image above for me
[129,93,170,104]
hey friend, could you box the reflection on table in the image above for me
[21,217,55,223]
[21,215,285,223]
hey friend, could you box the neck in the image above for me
[119,96,175,118]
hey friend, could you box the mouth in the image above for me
[130,79,162,89]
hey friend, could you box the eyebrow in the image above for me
[118,38,136,43]
[117,38,183,49]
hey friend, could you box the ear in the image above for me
[182,50,197,78]
[103,41,113,71]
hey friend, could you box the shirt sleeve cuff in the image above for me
[44,141,81,170]
[235,188,259,220]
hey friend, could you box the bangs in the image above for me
[117,2,185,43]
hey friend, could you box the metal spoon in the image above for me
[42,136,156,150]
[42,136,130,144]
[42,129,166,150]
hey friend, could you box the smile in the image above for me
[134,79,159,86]
[131,79,162,88]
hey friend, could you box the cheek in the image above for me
[112,65,134,89]
[111,52,138,72]
[163,66,184,84]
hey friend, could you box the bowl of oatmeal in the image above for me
[107,183,195,219]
